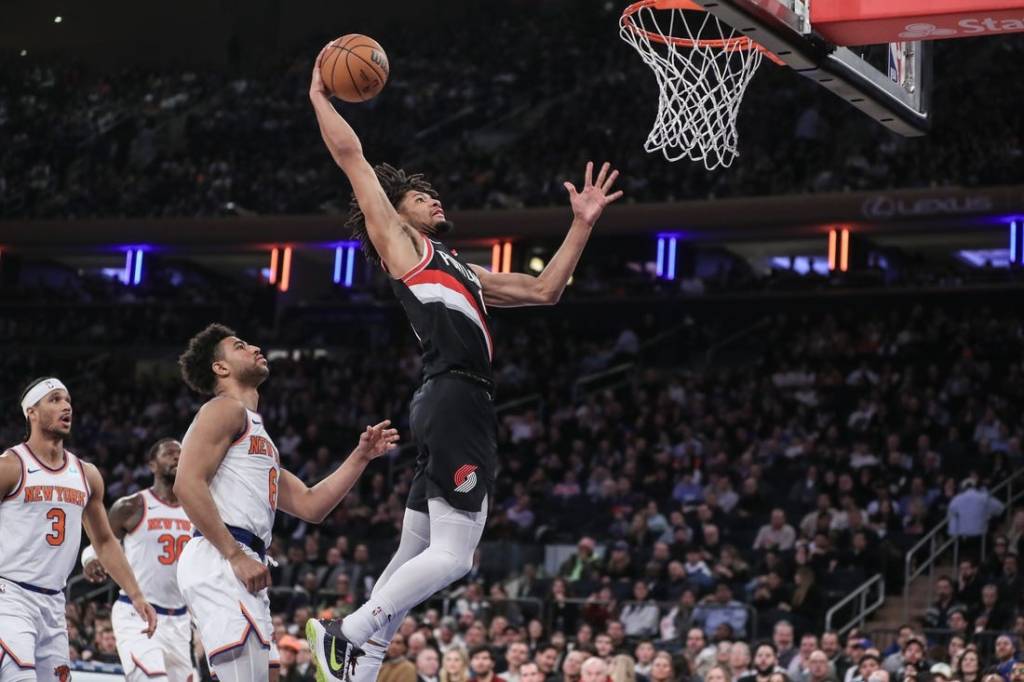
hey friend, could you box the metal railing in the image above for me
[903,467,1024,621]
[825,574,885,635]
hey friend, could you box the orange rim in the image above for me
[621,0,785,65]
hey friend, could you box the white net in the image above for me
[620,1,765,170]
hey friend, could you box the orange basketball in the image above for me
[320,34,389,103]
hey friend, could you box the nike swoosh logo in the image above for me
[330,637,345,672]
[252,420,262,425]
[27,468,40,473]
[147,505,159,510]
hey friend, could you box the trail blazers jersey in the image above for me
[391,232,493,379]
[0,443,91,591]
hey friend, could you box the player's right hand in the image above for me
[230,552,271,594]
[83,559,108,583]
[310,42,333,99]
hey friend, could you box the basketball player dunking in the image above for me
[307,45,622,681]
[0,377,157,682]
[82,438,195,681]
[173,324,399,682]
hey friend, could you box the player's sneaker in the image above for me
[307,618,364,682]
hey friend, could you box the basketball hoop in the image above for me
[620,0,783,170]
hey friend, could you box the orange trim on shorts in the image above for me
[207,602,270,660]
[229,412,252,448]
[0,638,35,669]
[2,449,26,501]
[131,653,168,678]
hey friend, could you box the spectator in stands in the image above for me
[685,627,717,673]
[896,639,930,682]
[774,623,797,668]
[419,649,442,682]
[991,635,1019,681]
[856,655,882,682]
[730,643,753,681]
[276,635,306,682]
[621,582,661,638]
[754,510,797,553]
[706,665,733,682]
[787,635,820,682]
[973,584,1011,632]
[633,642,656,679]
[383,634,419,682]
[521,663,545,682]
[807,651,836,682]
[925,577,966,629]
[506,643,531,682]
[609,655,638,682]
[443,649,471,682]
[92,626,120,664]
[948,479,1005,547]
[740,643,783,682]
[560,537,601,587]
[998,554,1024,602]
[535,646,560,682]
[648,652,680,682]
[694,583,749,639]
[958,558,984,607]
[582,658,611,682]
[563,651,590,682]
[471,646,506,682]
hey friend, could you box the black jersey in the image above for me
[390,233,493,380]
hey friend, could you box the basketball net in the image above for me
[620,0,775,171]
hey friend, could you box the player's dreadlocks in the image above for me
[345,163,438,269]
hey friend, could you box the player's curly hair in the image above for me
[178,323,235,395]
[345,163,437,269]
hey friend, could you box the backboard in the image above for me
[689,0,932,136]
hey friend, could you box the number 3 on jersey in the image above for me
[268,468,279,511]
[46,508,66,546]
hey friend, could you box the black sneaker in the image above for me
[306,618,364,682]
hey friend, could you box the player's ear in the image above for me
[211,359,230,379]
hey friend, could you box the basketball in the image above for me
[320,34,389,103]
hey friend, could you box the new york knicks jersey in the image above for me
[0,443,91,591]
[185,406,280,547]
[391,232,494,380]
[121,488,192,608]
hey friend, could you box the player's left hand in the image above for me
[353,420,400,461]
[133,597,159,637]
[564,161,624,227]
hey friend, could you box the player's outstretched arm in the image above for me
[175,397,270,594]
[82,492,144,582]
[81,463,158,637]
[470,161,623,307]
[309,43,421,275]
[277,420,399,523]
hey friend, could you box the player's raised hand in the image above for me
[309,42,333,99]
[354,420,401,461]
[230,552,272,595]
[132,597,159,637]
[563,161,624,227]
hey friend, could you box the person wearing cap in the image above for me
[275,635,302,681]
[929,664,952,682]
[0,376,158,681]
[843,642,869,682]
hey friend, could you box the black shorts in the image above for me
[406,373,497,513]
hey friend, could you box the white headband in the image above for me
[21,378,68,417]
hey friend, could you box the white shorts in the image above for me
[112,598,194,681]
[177,536,273,663]
[0,579,70,681]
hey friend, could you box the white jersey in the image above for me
[121,488,192,609]
[0,443,91,591]
[185,405,279,547]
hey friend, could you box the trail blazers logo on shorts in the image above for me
[453,464,478,493]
